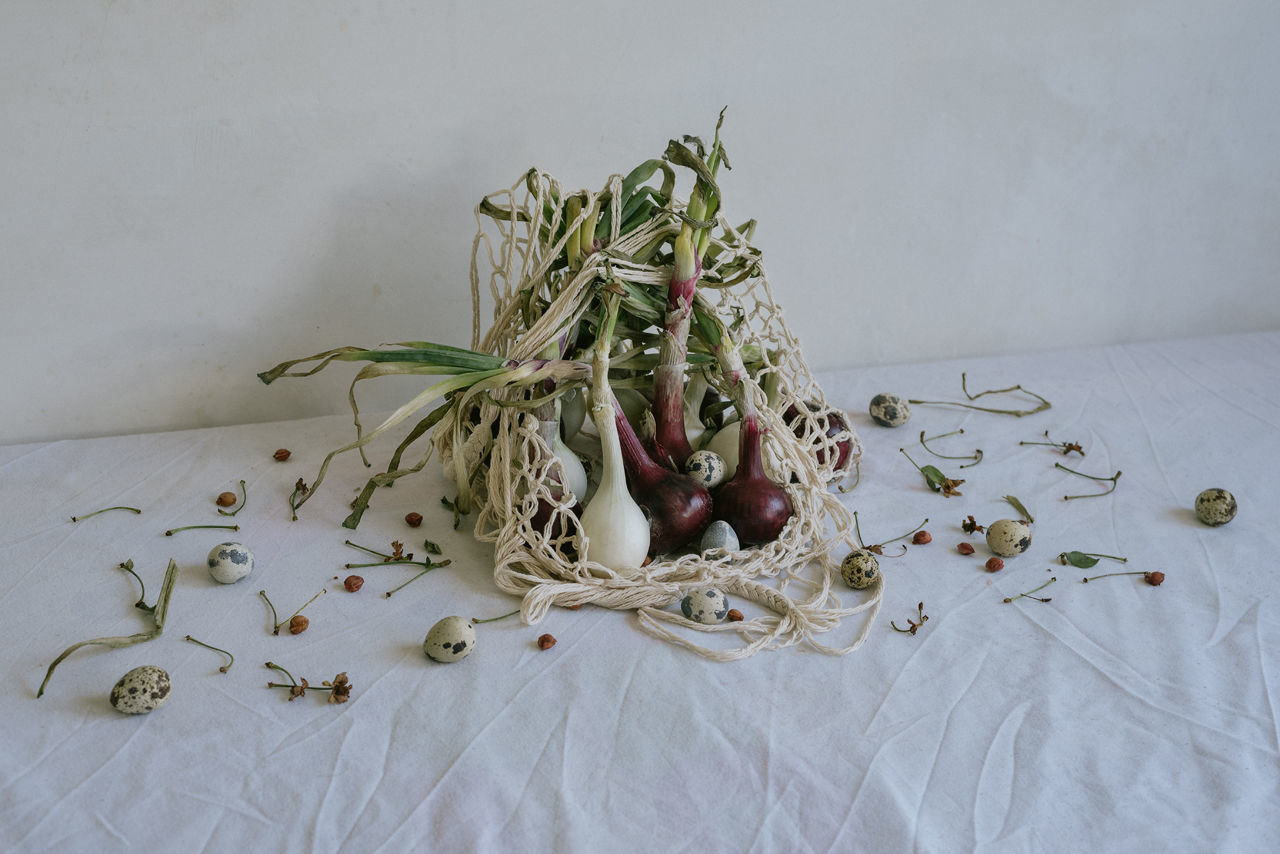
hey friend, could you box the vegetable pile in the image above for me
[259,115,879,658]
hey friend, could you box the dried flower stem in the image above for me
[289,479,309,521]
[344,539,393,560]
[71,506,142,522]
[1003,577,1057,603]
[185,635,234,672]
[1082,570,1163,584]
[265,661,298,686]
[919,429,983,468]
[1055,462,1122,500]
[891,602,929,635]
[852,511,928,556]
[909,373,1051,417]
[836,461,862,494]
[472,608,521,624]
[165,524,239,536]
[1020,430,1084,456]
[272,588,327,634]
[384,560,452,598]
[217,480,247,517]
[265,663,351,703]
[116,560,149,610]
[259,590,280,633]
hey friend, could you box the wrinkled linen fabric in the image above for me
[2,331,1277,853]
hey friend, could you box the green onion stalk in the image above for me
[258,342,590,528]
[651,114,727,470]
[693,294,793,545]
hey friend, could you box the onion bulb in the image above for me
[711,414,792,545]
[704,420,741,478]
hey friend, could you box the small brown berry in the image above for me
[216,491,237,507]
[273,448,291,461]
[985,557,1004,572]
[957,542,975,555]
[1144,571,1166,586]
[726,608,744,622]
[912,530,932,545]
[288,614,310,634]
[404,512,423,528]
[537,633,557,650]
[343,575,364,592]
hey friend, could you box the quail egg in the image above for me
[869,393,911,428]
[680,587,730,624]
[686,450,728,490]
[424,616,476,663]
[986,519,1032,557]
[1194,488,1237,526]
[109,665,171,715]
[840,549,880,589]
[207,542,254,584]
[700,519,740,554]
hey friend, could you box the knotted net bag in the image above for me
[437,169,882,659]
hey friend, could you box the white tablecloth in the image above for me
[4,331,1278,853]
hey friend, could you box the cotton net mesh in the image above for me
[436,169,881,659]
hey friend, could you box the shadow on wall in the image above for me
[243,154,486,431]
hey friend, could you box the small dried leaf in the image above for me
[1059,551,1101,569]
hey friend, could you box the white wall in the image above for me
[4,1,1278,445]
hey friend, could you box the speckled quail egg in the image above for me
[207,542,254,584]
[700,519,740,554]
[109,665,171,715]
[986,519,1032,557]
[1194,488,1237,526]
[869,393,911,428]
[424,616,476,663]
[686,449,728,490]
[680,587,730,624]
[840,549,880,589]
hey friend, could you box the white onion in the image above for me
[704,420,741,478]
[580,398,650,573]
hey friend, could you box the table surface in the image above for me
[3,331,1278,853]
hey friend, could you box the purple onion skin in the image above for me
[785,402,853,472]
[530,497,582,560]
[615,410,713,555]
[531,497,582,538]
[712,414,793,545]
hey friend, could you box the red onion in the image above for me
[614,402,713,555]
[530,497,583,560]
[712,413,793,545]
[785,401,854,472]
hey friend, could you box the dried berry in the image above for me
[405,512,423,528]
[957,542,975,555]
[216,492,237,507]
[1144,571,1166,586]
[726,608,744,622]
[912,530,932,545]
[537,633,557,650]
[288,614,310,634]
[273,448,292,461]
[985,557,1004,572]
[343,575,364,592]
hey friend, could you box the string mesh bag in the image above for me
[435,168,883,660]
